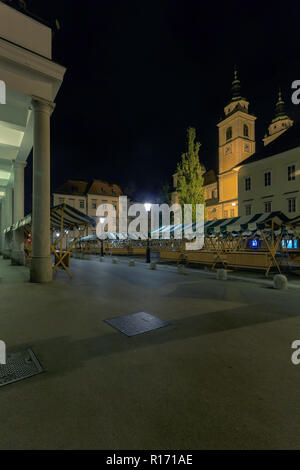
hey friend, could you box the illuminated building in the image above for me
[172,70,298,220]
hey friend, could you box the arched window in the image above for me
[226,127,232,141]
[243,124,249,137]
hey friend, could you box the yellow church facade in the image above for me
[217,70,257,219]
[172,70,296,221]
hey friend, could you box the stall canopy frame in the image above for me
[6,203,96,278]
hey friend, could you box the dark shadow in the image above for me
[9,300,300,381]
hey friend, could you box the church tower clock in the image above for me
[217,69,256,218]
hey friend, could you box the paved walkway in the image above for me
[1,255,300,449]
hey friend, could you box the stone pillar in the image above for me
[3,185,13,259]
[30,97,55,282]
[11,160,26,265]
[0,198,5,254]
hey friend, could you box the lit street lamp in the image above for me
[144,202,152,263]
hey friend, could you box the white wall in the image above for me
[53,193,121,236]
[238,146,300,217]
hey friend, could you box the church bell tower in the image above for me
[217,69,257,217]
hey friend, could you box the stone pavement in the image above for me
[0,255,300,449]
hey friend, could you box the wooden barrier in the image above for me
[160,249,275,272]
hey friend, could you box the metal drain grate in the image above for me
[105,311,170,336]
[0,348,43,387]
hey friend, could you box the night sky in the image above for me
[24,0,300,213]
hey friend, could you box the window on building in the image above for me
[264,201,272,213]
[68,198,75,207]
[245,204,251,216]
[243,124,249,137]
[224,210,228,218]
[92,230,96,236]
[288,197,296,213]
[230,209,235,217]
[59,197,64,204]
[79,200,85,209]
[264,171,271,187]
[91,199,97,209]
[288,165,296,181]
[245,177,251,191]
[226,127,232,141]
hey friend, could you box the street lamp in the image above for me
[99,216,106,256]
[144,202,152,263]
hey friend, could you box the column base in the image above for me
[11,250,25,266]
[30,256,52,283]
[2,249,11,260]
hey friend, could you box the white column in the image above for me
[0,198,5,254]
[11,160,26,265]
[30,97,55,282]
[3,185,13,259]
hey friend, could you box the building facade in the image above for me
[172,70,298,220]
[238,127,300,218]
[217,70,257,219]
[53,179,124,235]
[0,1,66,281]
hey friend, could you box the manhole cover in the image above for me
[0,348,43,387]
[105,312,170,336]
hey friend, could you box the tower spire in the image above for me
[263,88,293,146]
[224,68,249,116]
[274,88,286,120]
[231,66,242,101]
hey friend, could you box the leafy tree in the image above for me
[157,182,171,205]
[176,127,205,221]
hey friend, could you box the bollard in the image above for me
[112,258,118,264]
[216,269,227,280]
[273,274,287,290]
[129,260,135,267]
[177,264,186,275]
[150,261,156,270]
[99,256,104,262]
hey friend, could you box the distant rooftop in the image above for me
[54,179,124,197]
[238,122,300,167]
[203,169,217,185]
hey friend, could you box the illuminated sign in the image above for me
[282,239,298,249]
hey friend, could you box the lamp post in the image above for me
[99,216,106,256]
[144,203,152,263]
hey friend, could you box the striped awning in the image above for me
[207,212,290,234]
[6,203,96,233]
[147,211,292,237]
[288,215,300,228]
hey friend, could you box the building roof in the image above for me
[203,169,217,185]
[238,122,300,168]
[54,180,89,196]
[87,180,123,196]
[54,179,123,197]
